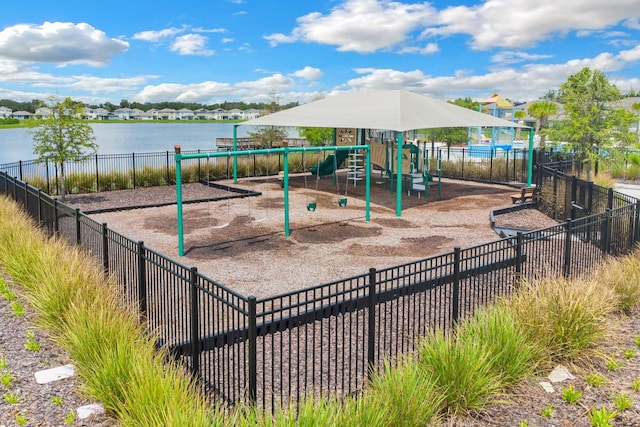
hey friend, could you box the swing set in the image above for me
[174,144,371,257]
[304,149,349,212]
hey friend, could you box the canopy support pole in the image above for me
[396,132,403,217]
[233,124,239,183]
[527,129,534,187]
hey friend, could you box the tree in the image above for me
[29,97,97,200]
[248,91,289,147]
[421,98,480,146]
[298,127,334,146]
[514,110,526,140]
[632,102,640,143]
[546,67,629,175]
[527,101,558,146]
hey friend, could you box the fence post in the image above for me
[452,247,461,326]
[95,154,99,192]
[132,152,138,189]
[515,232,523,283]
[75,208,81,245]
[563,219,573,278]
[461,149,465,179]
[635,201,640,244]
[607,188,614,210]
[601,209,611,255]
[587,181,594,216]
[247,296,257,404]
[45,160,50,195]
[37,189,42,224]
[18,160,23,181]
[137,241,147,319]
[101,223,109,275]
[166,151,170,185]
[505,150,509,182]
[53,198,59,234]
[489,150,493,182]
[367,268,377,380]
[189,267,200,378]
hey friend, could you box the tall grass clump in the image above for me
[417,329,503,415]
[0,196,218,426]
[509,277,617,363]
[593,248,640,314]
[367,357,443,425]
[135,165,169,187]
[97,170,131,191]
[456,304,542,387]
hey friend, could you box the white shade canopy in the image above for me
[242,89,529,131]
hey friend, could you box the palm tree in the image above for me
[514,110,526,140]
[527,101,558,147]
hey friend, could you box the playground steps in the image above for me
[347,151,364,186]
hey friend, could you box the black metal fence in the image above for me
[1,155,639,412]
[2,146,555,196]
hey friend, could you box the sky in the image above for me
[1,0,639,107]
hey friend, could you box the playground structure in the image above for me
[174,144,372,257]
[369,138,442,198]
[469,93,516,153]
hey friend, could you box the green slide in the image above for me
[308,150,349,176]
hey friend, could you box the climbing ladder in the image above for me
[347,150,364,186]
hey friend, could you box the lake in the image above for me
[0,122,263,165]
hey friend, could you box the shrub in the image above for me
[594,248,640,314]
[509,277,617,363]
[417,330,503,415]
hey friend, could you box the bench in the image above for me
[510,186,539,204]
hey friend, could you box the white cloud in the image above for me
[291,66,323,80]
[0,22,128,66]
[133,74,295,103]
[426,0,640,50]
[222,38,234,44]
[398,43,439,55]
[341,43,640,101]
[265,0,436,53]
[133,27,183,42]
[235,73,295,91]
[491,51,554,65]
[170,34,214,56]
[135,81,235,103]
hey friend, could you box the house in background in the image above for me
[34,107,52,119]
[177,108,195,120]
[83,107,111,120]
[11,111,33,120]
[0,106,12,118]
[157,108,177,120]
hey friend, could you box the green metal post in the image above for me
[175,145,370,254]
[365,145,371,222]
[527,128,534,187]
[233,124,239,183]
[396,132,403,217]
[174,147,185,256]
[438,151,442,196]
[283,148,290,236]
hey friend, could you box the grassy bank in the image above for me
[1,194,640,425]
[0,196,223,426]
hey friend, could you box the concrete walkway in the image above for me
[615,182,640,200]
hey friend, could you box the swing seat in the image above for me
[307,202,317,212]
[338,198,348,208]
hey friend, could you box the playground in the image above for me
[67,173,557,299]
